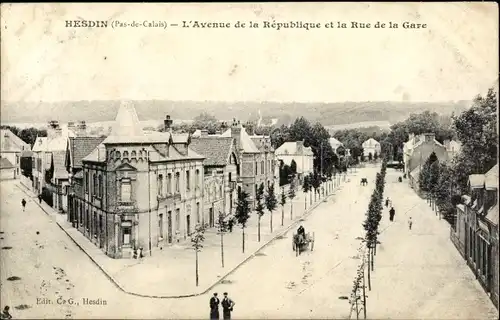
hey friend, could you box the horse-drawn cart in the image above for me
[292,231,315,256]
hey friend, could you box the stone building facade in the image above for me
[220,120,278,208]
[67,104,205,259]
[190,135,240,227]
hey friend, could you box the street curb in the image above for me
[15,180,345,299]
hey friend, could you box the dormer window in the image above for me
[123,151,129,161]
[115,151,121,161]
[120,178,132,202]
[131,151,137,160]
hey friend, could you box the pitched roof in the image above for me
[329,137,343,148]
[32,137,48,152]
[362,138,380,147]
[485,203,498,226]
[485,164,498,190]
[52,151,67,179]
[0,129,29,152]
[190,137,235,166]
[275,141,314,156]
[469,174,485,189]
[69,136,106,169]
[250,136,274,152]
[0,157,14,169]
[220,126,260,153]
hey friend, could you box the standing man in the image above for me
[389,207,395,222]
[38,194,42,204]
[221,292,235,320]
[408,217,413,230]
[210,292,220,319]
[385,197,390,207]
[21,198,26,212]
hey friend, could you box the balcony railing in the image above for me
[157,193,182,202]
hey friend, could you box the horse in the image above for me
[360,178,368,186]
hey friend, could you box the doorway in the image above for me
[209,207,214,227]
[186,215,191,236]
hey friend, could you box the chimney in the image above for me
[231,118,242,151]
[220,121,228,132]
[423,133,435,143]
[3,131,10,150]
[164,115,173,132]
[76,121,87,136]
[201,129,209,136]
[47,120,61,139]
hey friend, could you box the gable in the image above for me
[114,162,138,171]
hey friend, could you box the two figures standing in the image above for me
[210,292,235,320]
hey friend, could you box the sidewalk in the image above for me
[355,170,499,319]
[16,175,353,298]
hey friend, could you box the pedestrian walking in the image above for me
[385,197,390,207]
[408,217,413,230]
[21,198,26,212]
[209,292,220,319]
[38,194,42,204]
[221,292,235,320]
[1,306,12,319]
[389,207,395,222]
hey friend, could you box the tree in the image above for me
[255,183,265,242]
[311,171,321,202]
[290,159,297,175]
[419,152,438,192]
[452,88,498,193]
[280,186,287,226]
[191,223,206,287]
[265,183,278,233]
[374,152,378,161]
[234,189,251,253]
[288,176,297,220]
[303,175,312,208]
[192,112,220,134]
[217,212,228,268]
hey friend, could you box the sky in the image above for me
[1,2,498,103]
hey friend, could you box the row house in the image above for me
[452,164,499,309]
[190,133,240,227]
[31,121,86,198]
[0,128,29,178]
[404,133,448,190]
[67,104,205,259]
[275,141,314,180]
[219,120,277,208]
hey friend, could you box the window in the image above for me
[123,151,129,160]
[122,225,131,246]
[167,173,172,194]
[261,161,264,175]
[175,172,180,193]
[158,174,163,196]
[196,202,200,224]
[93,173,97,197]
[85,172,89,193]
[98,175,103,198]
[175,208,180,231]
[219,185,223,198]
[86,209,90,231]
[186,170,190,191]
[255,162,258,175]
[16,155,19,164]
[79,204,83,226]
[93,212,98,237]
[159,213,164,239]
[121,179,132,202]
[229,172,232,182]
[195,169,200,190]
[131,151,137,160]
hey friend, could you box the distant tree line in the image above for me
[1,125,47,146]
